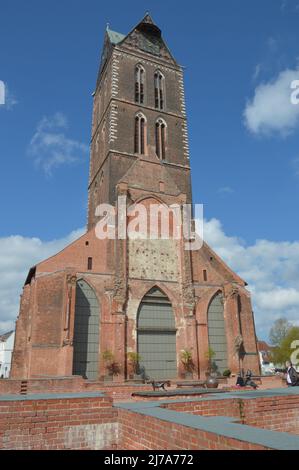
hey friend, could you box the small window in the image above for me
[135,65,145,104]
[155,118,167,160]
[87,257,93,270]
[203,270,208,282]
[154,71,165,110]
[134,113,147,154]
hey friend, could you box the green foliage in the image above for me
[270,326,299,365]
[102,350,114,362]
[127,352,141,374]
[269,318,293,347]
[127,352,141,363]
[102,350,120,375]
[205,347,216,361]
[180,349,195,372]
[204,347,217,374]
[222,369,231,377]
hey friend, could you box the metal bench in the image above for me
[176,381,207,389]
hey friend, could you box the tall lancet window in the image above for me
[135,65,145,104]
[134,113,146,155]
[155,118,167,160]
[154,71,165,110]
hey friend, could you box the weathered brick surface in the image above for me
[0,395,118,450]
[117,408,267,450]
[164,394,299,436]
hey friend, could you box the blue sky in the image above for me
[1,0,299,339]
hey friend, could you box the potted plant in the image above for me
[180,349,195,379]
[127,352,141,379]
[205,347,219,388]
[222,369,231,378]
[102,350,121,381]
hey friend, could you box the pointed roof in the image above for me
[106,14,161,46]
[0,330,14,342]
[141,13,155,24]
[135,13,162,37]
[104,14,178,68]
[106,28,126,45]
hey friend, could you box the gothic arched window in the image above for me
[135,65,145,104]
[154,71,165,110]
[155,118,167,160]
[134,113,147,155]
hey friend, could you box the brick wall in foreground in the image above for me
[1,390,299,449]
[164,394,299,435]
[0,376,85,396]
[0,395,118,450]
[0,377,152,402]
[117,408,267,450]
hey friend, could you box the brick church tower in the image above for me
[11,15,260,380]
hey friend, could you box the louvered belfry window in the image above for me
[155,118,166,160]
[134,113,146,154]
[135,65,145,104]
[154,71,165,110]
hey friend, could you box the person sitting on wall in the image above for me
[276,361,299,387]
[244,370,258,390]
[236,373,245,387]
[236,370,258,389]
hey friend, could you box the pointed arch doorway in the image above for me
[207,292,228,374]
[137,287,177,380]
[72,280,100,380]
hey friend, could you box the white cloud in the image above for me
[0,228,84,334]
[252,64,262,82]
[0,83,18,110]
[217,186,234,195]
[281,0,299,13]
[28,113,89,175]
[203,218,299,339]
[256,288,299,310]
[293,157,299,176]
[244,67,299,135]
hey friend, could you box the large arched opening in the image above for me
[207,292,228,374]
[137,287,177,380]
[72,279,100,380]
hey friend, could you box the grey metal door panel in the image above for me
[208,293,228,374]
[137,289,177,380]
[73,280,99,380]
[138,332,177,380]
[138,303,176,329]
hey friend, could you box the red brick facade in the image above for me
[11,15,260,381]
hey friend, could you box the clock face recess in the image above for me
[139,32,161,56]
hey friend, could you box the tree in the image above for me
[270,326,299,365]
[269,318,292,347]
